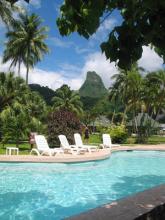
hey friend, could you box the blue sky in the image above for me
[0,0,164,90]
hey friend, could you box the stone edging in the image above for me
[67,184,165,220]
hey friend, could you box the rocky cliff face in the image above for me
[79,71,107,98]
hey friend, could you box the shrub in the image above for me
[47,109,82,147]
[100,125,128,144]
[126,137,136,145]
[109,125,128,143]
[0,102,30,146]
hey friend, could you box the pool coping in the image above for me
[67,184,165,220]
[0,149,111,163]
[0,144,165,163]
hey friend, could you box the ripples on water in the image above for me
[0,151,165,220]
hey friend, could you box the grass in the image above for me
[0,134,165,155]
[0,143,31,155]
[148,135,165,144]
[84,133,102,144]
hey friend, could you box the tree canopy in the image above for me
[57,0,165,69]
[3,13,49,83]
[52,84,83,115]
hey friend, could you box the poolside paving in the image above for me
[0,149,111,163]
[0,144,165,163]
[67,184,165,220]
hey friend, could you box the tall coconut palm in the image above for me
[3,13,49,83]
[144,70,165,119]
[52,85,83,115]
[109,64,143,124]
[0,0,17,27]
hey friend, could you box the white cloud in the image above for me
[99,18,117,32]
[30,0,41,9]
[82,52,118,88]
[0,56,82,90]
[0,46,164,91]
[75,46,93,54]
[16,0,41,9]
[48,37,93,55]
[138,46,164,72]
[48,37,73,48]
[91,18,117,42]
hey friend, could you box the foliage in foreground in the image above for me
[0,72,47,146]
[47,109,82,147]
[57,1,165,69]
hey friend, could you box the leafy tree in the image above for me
[80,96,100,111]
[109,65,143,124]
[52,84,83,115]
[29,84,56,105]
[3,13,49,82]
[7,0,29,3]
[0,0,18,27]
[57,1,165,69]
[21,91,47,120]
[107,112,123,124]
[0,72,47,143]
[1,101,30,146]
[0,72,28,112]
[47,109,82,147]
[0,100,43,146]
[143,70,165,119]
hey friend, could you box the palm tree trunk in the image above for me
[18,60,21,77]
[121,106,127,124]
[111,109,115,124]
[26,63,29,84]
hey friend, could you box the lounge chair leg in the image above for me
[30,149,40,156]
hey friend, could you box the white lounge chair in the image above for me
[101,134,120,149]
[58,135,86,155]
[30,135,64,156]
[74,133,98,153]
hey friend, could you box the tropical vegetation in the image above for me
[3,13,49,83]
[0,0,165,153]
[47,108,82,147]
[0,72,47,146]
[52,84,83,115]
[57,0,165,69]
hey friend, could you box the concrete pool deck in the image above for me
[0,144,165,163]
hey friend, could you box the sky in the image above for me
[0,0,164,90]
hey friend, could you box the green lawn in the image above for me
[147,135,165,144]
[83,133,102,144]
[0,134,165,155]
[0,143,31,155]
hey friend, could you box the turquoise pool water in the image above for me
[0,151,165,220]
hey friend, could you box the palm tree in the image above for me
[3,13,49,83]
[22,91,47,119]
[0,0,17,27]
[52,85,83,115]
[144,70,165,119]
[109,64,143,125]
[0,72,28,112]
[0,101,30,147]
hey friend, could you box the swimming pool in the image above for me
[0,151,165,220]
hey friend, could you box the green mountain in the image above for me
[29,84,55,105]
[79,71,107,98]
[79,71,108,110]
